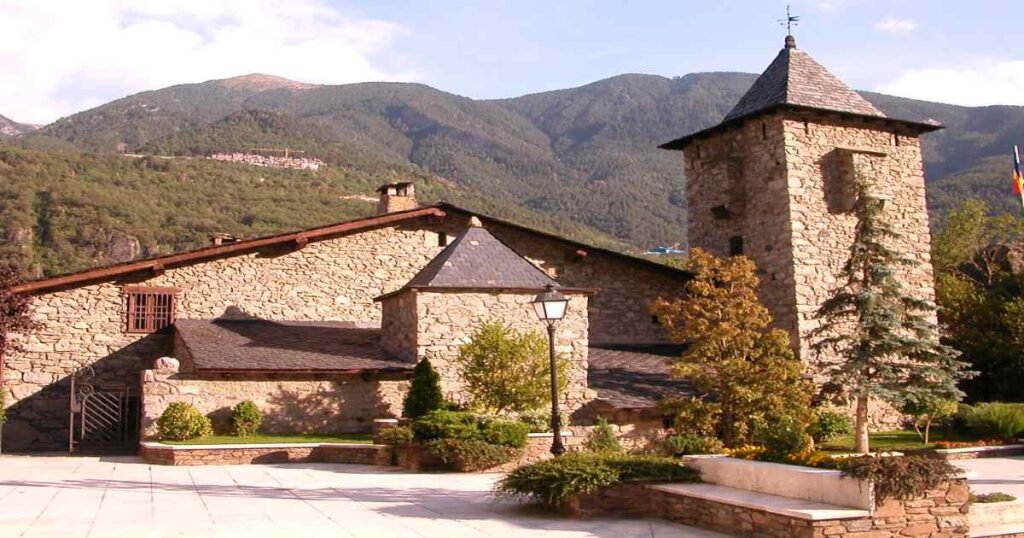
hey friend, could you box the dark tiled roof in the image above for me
[403,225,559,290]
[587,344,695,409]
[174,319,414,373]
[723,40,885,122]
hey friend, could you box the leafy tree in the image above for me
[931,199,1024,401]
[902,396,957,444]
[651,248,813,447]
[455,321,568,415]
[403,359,445,419]
[811,183,973,453]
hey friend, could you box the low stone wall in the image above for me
[139,441,391,466]
[139,358,408,438]
[911,444,1024,461]
[565,480,970,538]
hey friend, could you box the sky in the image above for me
[1,0,1022,124]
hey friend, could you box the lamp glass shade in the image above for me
[532,285,568,321]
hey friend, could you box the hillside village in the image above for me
[2,11,1024,538]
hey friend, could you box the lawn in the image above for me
[163,433,374,445]
[819,429,971,452]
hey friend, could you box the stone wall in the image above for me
[408,290,591,410]
[4,214,689,451]
[570,480,970,538]
[139,441,391,466]
[140,358,408,438]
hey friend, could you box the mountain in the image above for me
[0,114,38,138]
[8,71,1024,276]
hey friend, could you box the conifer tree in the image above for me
[811,183,972,453]
[402,358,445,419]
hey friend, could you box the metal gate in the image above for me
[69,367,138,454]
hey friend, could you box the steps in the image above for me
[651,483,871,521]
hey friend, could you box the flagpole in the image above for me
[1016,145,1024,218]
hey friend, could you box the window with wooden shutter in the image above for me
[124,287,178,334]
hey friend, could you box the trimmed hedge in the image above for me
[412,410,529,448]
[157,402,213,441]
[495,452,700,506]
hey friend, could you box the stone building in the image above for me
[661,35,942,375]
[1,190,693,452]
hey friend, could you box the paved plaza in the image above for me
[0,455,727,538]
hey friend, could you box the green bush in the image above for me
[230,400,262,437]
[966,403,1024,439]
[840,456,960,501]
[412,410,482,442]
[157,402,213,441]
[584,417,622,453]
[809,410,853,442]
[426,438,522,471]
[754,416,812,460]
[377,426,413,446]
[403,358,445,419]
[660,435,725,457]
[495,452,700,506]
[972,492,1017,503]
[480,418,530,448]
[515,409,569,433]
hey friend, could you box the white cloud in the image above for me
[0,0,415,124]
[874,17,918,33]
[877,60,1024,106]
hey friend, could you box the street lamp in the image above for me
[532,284,569,456]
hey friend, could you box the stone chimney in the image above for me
[376,182,417,215]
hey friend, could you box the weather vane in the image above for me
[778,4,800,35]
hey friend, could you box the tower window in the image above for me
[124,287,177,333]
[729,236,745,256]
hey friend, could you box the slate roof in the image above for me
[386,225,560,296]
[659,37,941,150]
[174,319,414,373]
[587,343,695,409]
[723,37,885,122]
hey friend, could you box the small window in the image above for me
[437,232,449,247]
[729,236,744,256]
[761,122,768,140]
[651,315,660,325]
[124,287,177,333]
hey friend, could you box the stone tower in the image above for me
[661,36,942,367]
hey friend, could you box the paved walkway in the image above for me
[0,455,727,537]
[958,456,1024,497]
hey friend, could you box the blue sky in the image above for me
[2,0,1021,124]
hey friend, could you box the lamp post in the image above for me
[532,284,569,456]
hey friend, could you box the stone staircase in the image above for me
[970,501,1024,537]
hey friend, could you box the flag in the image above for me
[1014,145,1024,217]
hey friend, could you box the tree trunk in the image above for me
[924,420,931,445]
[855,395,870,453]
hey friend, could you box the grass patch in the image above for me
[162,433,373,445]
[819,430,971,452]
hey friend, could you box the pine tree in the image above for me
[402,358,445,419]
[811,183,973,453]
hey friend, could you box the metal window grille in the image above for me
[124,289,176,333]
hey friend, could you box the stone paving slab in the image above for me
[0,455,728,537]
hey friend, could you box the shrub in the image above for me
[584,417,622,453]
[495,452,700,506]
[426,438,522,471]
[412,410,481,442]
[660,435,725,457]
[754,415,812,460]
[456,321,569,414]
[403,359,444,419]
[480,418,530,449]
[157,402,213,441]
[809,410,853,442]
[967,402,1024,440]
[377,426,413,446]
[230,400,262,437]
[516,409,563,433]
[840,456,960,501]
[972,492,1017,503]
